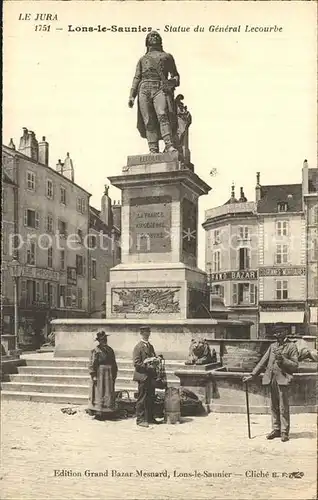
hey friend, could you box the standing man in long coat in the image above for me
[243,323,298,442]
[133,326,160,427]
[128,31,180,154]
[88,331,118,420]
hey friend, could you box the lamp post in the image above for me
[9,259,22,351]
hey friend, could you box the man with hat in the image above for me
[243,323,298,442]
[133,326,160,427]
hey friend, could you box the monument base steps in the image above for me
[1,353,182,405]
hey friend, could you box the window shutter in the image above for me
[33,242,36,265]
[220,285,224,298]
[35,211,40,229]
[78,288,83,309]
[247,249,250,269]
[249,283,255,304]
[21,280,27,298]
[43,282,48,303]
[83,256,86,277]
[24,210,28,226]
[66,286,72,307]
[232,283,238,305]
[71,287,77,308]
[56,285,60,308]
[51,284,56,308]
[35,282,40,302]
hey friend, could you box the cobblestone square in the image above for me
[1,401,317,500]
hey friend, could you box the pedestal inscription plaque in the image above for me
[112,287,181,314]
[129,195,172,253]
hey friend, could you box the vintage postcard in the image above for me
[1,1,317,499]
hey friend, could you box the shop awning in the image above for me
[259,311,304,324]
[310,307,318,324]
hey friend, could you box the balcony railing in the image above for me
[205,202,257,222]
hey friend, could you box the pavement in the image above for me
[1,400,317,500]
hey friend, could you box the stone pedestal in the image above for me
[209,368,318,414]
[106,153,211,320]
[175,362,221,410]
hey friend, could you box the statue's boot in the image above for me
[163,134,177,153]
[166,145,178,153]
[149,142,159,154]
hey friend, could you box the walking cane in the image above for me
[244,381,252,439]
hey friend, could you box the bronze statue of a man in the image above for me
[128,31,180,154]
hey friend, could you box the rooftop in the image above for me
[308,169,318,193]
[2,145,91,197]
[257,183,302,213]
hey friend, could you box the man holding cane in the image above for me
[243,323,298,442]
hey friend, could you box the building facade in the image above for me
[203,186,259,338]
[203,162,318,339]
[302,161,318,335]
[1,128,121,349]
[257,176,306,337]
[89,191,121,318]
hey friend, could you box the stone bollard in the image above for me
[164,387,181,424]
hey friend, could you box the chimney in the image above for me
[101,184,113,228]
[62,152,74,182]
[8,138,16,150]
[56,159,64,175]
[112,202,122,232]
[18,128,38,161]
[38,136,49,166]
[239,187,247,202]
[228,182,236,203]
[302,159,309,196]
[255,172,261,202]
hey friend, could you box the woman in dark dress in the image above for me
[88,331,118,420]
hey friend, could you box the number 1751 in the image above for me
[35,25,51,32]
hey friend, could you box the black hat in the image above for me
[273,323,288,335]
[140,326,151,333]
[95,331,109,342]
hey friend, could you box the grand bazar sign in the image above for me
[211,270,258,281]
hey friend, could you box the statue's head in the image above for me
[145,31,163,51]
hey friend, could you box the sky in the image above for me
[3,1,317,268]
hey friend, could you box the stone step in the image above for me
[5,374,179,388]
[8,374,92,385]
[2,382,92,395]
[18,366,91,376]
[2,355,182,404]
[17,365,180,379]
[2,381,153,395]
[1,390,88,405]
[23,358,89,367]
[1,384,169,403]
[22,357,185,371]
[8,372,179,385]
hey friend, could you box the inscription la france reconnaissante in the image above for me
[17,15,283,35]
